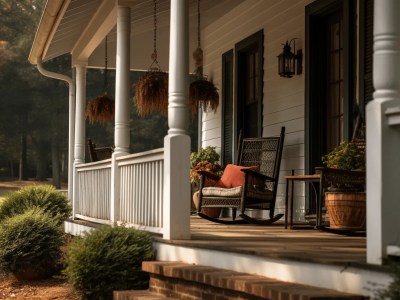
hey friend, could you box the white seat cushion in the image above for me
[201,186,243,197]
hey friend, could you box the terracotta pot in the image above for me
[325,192,366,229]
[192,190,222,218]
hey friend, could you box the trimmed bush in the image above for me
[0,208,64,279]
[0,185,71,224]
[64,225,153,300]
[376,262,400,299]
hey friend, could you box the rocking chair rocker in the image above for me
[196,127,285,225]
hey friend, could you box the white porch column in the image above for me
[72,64,87,218]
[68,71,76,201]
[163,0,191,240]
[110,5,131,223]
[367,0,400,264]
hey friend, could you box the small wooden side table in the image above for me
[284,173,321,229]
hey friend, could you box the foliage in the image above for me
[134,71,168,117]
[376,262,400,299]
[322,141,365,170]
[190,161,223,184]
[0,185,71,224]
[0,208,64,278]
[86,94,115,124]
[190,78,219,114]
[64,225,154,300]
[190,146,220,168]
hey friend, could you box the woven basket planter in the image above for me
[134,71,168,117]
[86,94,115,124]
[325,192,366,229]
[190,78,219,114]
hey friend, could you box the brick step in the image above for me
[142,261,368,300]
[114,289,179,300]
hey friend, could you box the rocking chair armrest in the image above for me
[241,169,276,182]
[197,170,222,181]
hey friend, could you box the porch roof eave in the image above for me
[29,0,247,69]
[28,0,66,65]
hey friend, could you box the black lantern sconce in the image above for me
[277,38,303,78]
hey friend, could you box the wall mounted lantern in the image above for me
[277,38,303,78]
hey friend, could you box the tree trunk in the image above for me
[35,140,48,181]
[9,160,14,178]
[51,135,61,189]
[19,115,27,180]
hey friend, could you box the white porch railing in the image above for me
[116,148,164,233]
[74,148,164,234]
[75,159,112,224]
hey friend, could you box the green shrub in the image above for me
[0,208,64,278]
[0,185,71,224]
[376,262,400,299]
[64,225,154,300]
[190,146,220,168]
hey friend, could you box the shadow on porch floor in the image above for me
[156,216,375,271]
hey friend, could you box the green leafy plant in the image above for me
[64,225,153,300]
[0,208,64,279]
[322,141,365,170]
[190,146,220,168]
[0,185,71,225]
[375,262,400,299]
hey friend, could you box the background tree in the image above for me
[0,0,198,187]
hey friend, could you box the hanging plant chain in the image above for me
[133,0,168,117]
[150,0,160,69]
[190,0,219,115]
[104,35,108,92]
[193,0,203,77]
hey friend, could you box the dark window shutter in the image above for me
[222,50,234,166]
[364,0,374,105]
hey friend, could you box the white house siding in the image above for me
[200,0,314,220]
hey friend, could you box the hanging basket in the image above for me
[134,70,168,117]
[190,78,219,114]
[86,94,115,124]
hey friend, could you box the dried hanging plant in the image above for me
[134,70,168,117]
[86,36,115,124]
[134,0,168,117]
[190,78,219,114]
[86,94,115,124]
[190,0,219,115]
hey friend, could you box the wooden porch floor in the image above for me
[157,215,370,269]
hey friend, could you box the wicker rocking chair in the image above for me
[196,127,285,225]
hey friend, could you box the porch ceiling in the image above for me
[29,0,245,70]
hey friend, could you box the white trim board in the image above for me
[154,241,392,298]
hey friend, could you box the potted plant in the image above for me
[322,141,365,171]
[190,147,223,217]
[321,141,366,229]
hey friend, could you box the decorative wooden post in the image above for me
[163,0,191,240]
[72,64,87,218]
[367,0,400,264]
[110,5,131,223]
